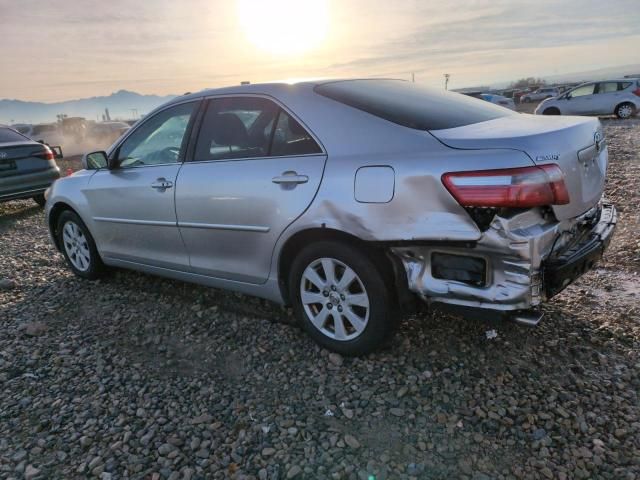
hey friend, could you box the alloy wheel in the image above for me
[618,104,633,119]
[62,221,91,272]
[300,257,370,341]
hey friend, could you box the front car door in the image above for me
[564,83,597,114]
[85,100,199,269]
[175,95,326,283]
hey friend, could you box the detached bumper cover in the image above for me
[543,203,616,298]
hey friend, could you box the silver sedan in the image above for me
[45,79,616,355]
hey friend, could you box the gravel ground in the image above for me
[1,120,639,480]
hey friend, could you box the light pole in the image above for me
[444,74,450,90]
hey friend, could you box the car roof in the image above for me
[171,78,402,105]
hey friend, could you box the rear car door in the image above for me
[175,96,326,284]
[565,83,597,114]
[593,82,620,114]
[84,101,199,269]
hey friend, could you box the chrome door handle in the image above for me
[272,173,309,185]
[151,178,173,190]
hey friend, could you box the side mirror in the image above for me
[82,151,109,170]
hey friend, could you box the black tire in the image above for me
[56,210,105,280]
[615,102,635,119]
[288,241,394,356]
[32,194,46,207]
[543,107,560,115]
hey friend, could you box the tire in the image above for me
[56,210,105,280]
[288,241,394,356]
[543,107,560,115]
[615,102,635,119]
[32,194,46,207]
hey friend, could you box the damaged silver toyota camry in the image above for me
[45,79,616,355]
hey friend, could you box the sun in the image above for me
[236,0,329,55]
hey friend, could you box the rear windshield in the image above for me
[0,128,27,143]
[314,79,513,131]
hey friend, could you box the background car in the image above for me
[535,79,640,118]
[480,93,516,110]
[46,79,614,355]
[12,123,66,148]
[0,126,61,206]
[521,87,559,103]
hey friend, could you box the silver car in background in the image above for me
[535,79,640,118]
[45,79,616,355]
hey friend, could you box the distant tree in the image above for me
[509,77,547,89]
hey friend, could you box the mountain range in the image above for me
[0,90,177,124]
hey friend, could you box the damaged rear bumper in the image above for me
[391,202,617,314]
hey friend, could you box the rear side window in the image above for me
[620,82,632,90]
[194,97,321,161]
[0,128,27,143]
[271,112,322,156]
[314,79,513,131]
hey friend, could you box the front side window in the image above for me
[569,84,595,98]
[598,82,618,94]
[117,101,196,168]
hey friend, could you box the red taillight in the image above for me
[32,146,54,161]
[632,88,640,97]
[442,164,570,208]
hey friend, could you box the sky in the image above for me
[1,0,639,102]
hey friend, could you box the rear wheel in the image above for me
[615,102,635,119]
[543,107,560,115]
[56,210,104,279]
[288,241,394,356]
[32,194,46,207]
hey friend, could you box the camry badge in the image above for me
[535,154,559,162]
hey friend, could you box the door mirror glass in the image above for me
[82,151,108,170]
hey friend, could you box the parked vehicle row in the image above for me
[45,79,616,355]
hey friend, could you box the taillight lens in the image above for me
[32,146,54,161]
[632,88,640,97]
[442,164,570,208]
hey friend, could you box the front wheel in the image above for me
[56,210,105,279]
[615,102,635,119]
[288,241,395,356]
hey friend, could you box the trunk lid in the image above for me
[0,141,54,178]
[430,114,607,220]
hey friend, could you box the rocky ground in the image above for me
[0,119,638,480]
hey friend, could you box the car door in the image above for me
[175,96,327,284]
[564,83,597,114]
[85,100,199,269]
[594,82,623,115]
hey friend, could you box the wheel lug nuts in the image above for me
[323,290,329,297]
[340,294,345,300]
[331,285,336,291]
[338,306,343,312]
[326,303,333,309]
